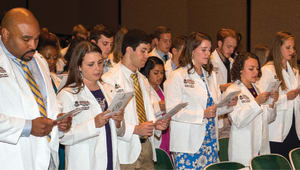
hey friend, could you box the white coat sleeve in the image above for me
[262,104,277,124]
[258,66,288,107]
[57,90,101,145]
[0,114,25,144]
[229,94,263,128]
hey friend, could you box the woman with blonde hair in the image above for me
[258,31,300,159]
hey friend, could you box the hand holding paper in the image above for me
[56,113,72,132]
[216,90,241,108]
[94,110,111,128]
[265,80,281,92]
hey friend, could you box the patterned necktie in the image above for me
[18,59,51,142]
[131,73,147,124]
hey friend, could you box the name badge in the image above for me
[0,67,8,78]
[184,79,195,88]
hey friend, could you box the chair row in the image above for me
[154,145,300,169]
[206,147,300,170]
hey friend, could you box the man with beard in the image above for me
[210,28,238,139]
[102,29,169,169]
[0,8,71,170]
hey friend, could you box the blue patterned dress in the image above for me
[174,73,218,170]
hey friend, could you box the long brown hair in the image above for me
[179,32,213,75]
[63,41,102,93]
[112,26,128,63]
[267,32,295,90]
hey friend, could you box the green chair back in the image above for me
[218,137,229,161]
[250,154,292,170]
[154,148,174,170]
[204,161,245,170]
[290,147,300,170]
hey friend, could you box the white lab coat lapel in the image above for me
[211,50,227,85]
[282,62,297,89]
[188,68,208,110]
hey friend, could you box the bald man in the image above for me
[0,8,71,170]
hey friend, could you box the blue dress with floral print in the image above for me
[174,73,218,170]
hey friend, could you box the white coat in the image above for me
[210,49,234,129]
[149,48,172,64]
[102,63,158,164]
[164,66,233,153]
[227,81,276,166]
[257,61,300,142]
[57,82,120,170]
[210,49,234,87]
[0,45,60,169]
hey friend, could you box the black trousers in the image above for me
[270,113,300,160]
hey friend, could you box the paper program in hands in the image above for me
[157,102,188,120]
[55,106,89,122]
[265,80,281,92]
[106,92,134,116]
[216,90,241,108]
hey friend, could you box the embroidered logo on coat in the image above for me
[184,79,195,88]
[74,101,90,107]
[0,67,8,78]
[239,94,250,103]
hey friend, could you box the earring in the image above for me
[192,57,195,65]
[79,71,83,80]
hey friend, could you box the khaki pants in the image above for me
[120,139,154,170]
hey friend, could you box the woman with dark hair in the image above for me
[37,30,62,92]
[164,32,236,169]
[140,56,170,157]
[57,41,124,170]
[258,32,300,159]
[227,52,278,165]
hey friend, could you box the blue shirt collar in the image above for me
[0,39,16,61]
[155,48,168,58]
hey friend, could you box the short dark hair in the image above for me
[153,26,171,40]
[63,41,102,93]
[37,30,59,52]
[121,29,151,55]
[231,52,261,81]
[90,25,114,42]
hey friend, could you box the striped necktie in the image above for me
[131,73,147,124]
[18,59,51,142]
